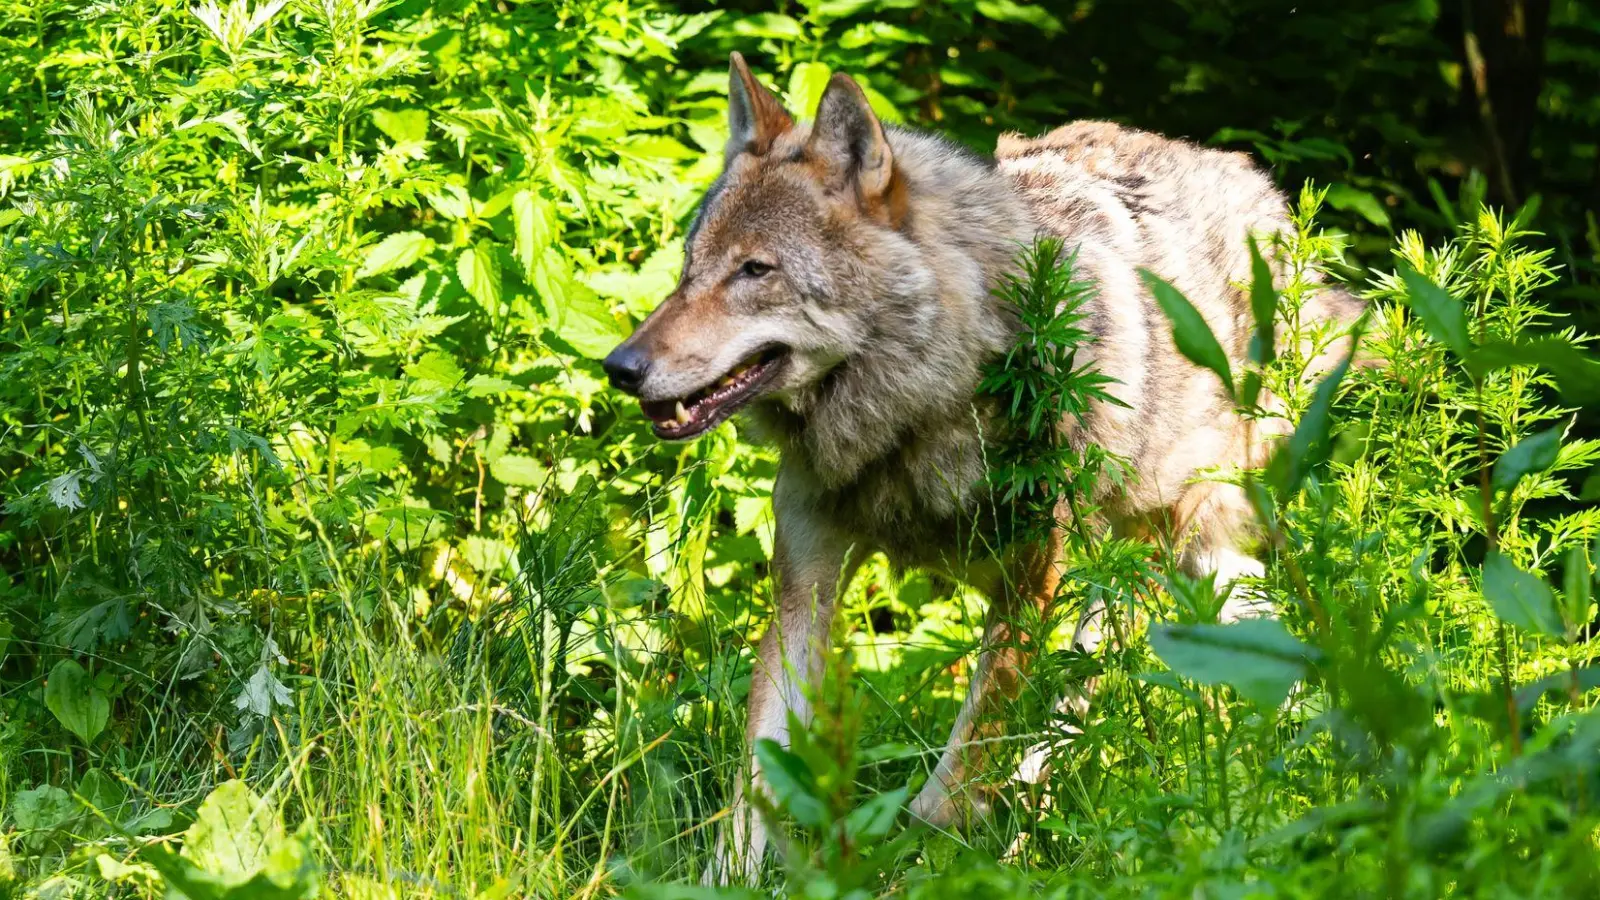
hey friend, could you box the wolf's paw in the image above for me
[909,780,993,831]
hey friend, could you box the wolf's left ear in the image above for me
[727,52,793,164]
[806,73,895,205]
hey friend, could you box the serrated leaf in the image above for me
[1483,552,1563,638]
[512,190,556,281]
[1398,266,1472,359]
[1149,618,1313,706]
[1141,270,1234,400]
[182,780,283,884]
[407,351,464,390]
[1493,427,1561,492]
[553,283,628,360]
[45,659,109,744]
[46,471,85,511]
[457,243,503,312]
[787,61,833,116]
[357,232,432,280]
[1472,337,1600,407]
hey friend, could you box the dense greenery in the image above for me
[4,0,1600,897]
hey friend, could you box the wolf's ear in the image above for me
[806,73,895,204]
[727,52,792,163]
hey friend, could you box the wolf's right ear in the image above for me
[726,52,792,164]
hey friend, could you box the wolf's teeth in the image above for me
[675,401,691,424]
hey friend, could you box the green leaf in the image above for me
[1247,236,1277,366]
[553,284,628,360]
[786,61,833,116]
[1141,270,1234,400]
[45,659,110,744]
[1471,337,1600,407]
[356,231,433,280]
[1149,618,1314,706]
[1269,355,1351,496]
[11,785,75,833]
[183,781,281,883]
[754,739,828,829]
[370,108,428,144]
[488,454,546,487]
[512,189,556,282]
[407,351,464,390]
[1564,544,1592,636]
[457,243,503,313]
[1325,183,1392,229]
[1492,427,1561,492]
[976,0,1064,33]
[1398,266,1472,359]
[844,787,906,842]
[1483,552,1563,638]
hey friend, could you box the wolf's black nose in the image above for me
[602,344,650,396]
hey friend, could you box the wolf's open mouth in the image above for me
[641,346,788,440]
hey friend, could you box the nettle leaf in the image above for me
[1141,270,1234,400]
[553,283,628,360]
[407,351,464,391]
[1483,552,1563,638]
[1149,618,1314,706]
[357,231,433,280]
[1398,266,1472,359]
[1492,427,1562,492]
[45,659,110,744]
[755,739,827,829]
[457,242,503,312]
[512,189,556,281]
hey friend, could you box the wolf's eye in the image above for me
[740,260,773,279]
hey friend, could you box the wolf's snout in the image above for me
[602,343,651,396]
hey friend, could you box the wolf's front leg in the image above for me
[707,496,858,884]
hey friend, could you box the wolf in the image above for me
[602,52,1362,880]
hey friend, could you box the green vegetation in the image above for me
[4,1,1600,897]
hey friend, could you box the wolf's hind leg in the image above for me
[909,536,1062,828]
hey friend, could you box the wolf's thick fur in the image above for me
[604,54,1361,881]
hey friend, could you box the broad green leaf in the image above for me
[1483,552,1563,638]
[787,61,833,116]
[489,454,546,487]
[553,284,628,360]
[1269,354,1351,496]
[45,659,110,744]
[1472,337,1600,407]
[407,351,464,390]
[11,785,75,832]
[727,12,803,40]
[1325,183,1392,229]
[1141,270,1234,400]
[356,231,432,280]
[1149,618,1313,706]
[1492,427,1561,492]
[457,243,503,313]
[1398,266,1472,359]
[370,108,428,144]
[183,780,281,883]
[844,787,906,842]
[512,189,556,281]
[76,768,126,817]
[754,739,827,829]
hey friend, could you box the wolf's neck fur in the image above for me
[752,128,1036,532]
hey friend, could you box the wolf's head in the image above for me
[603,53,931,442]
